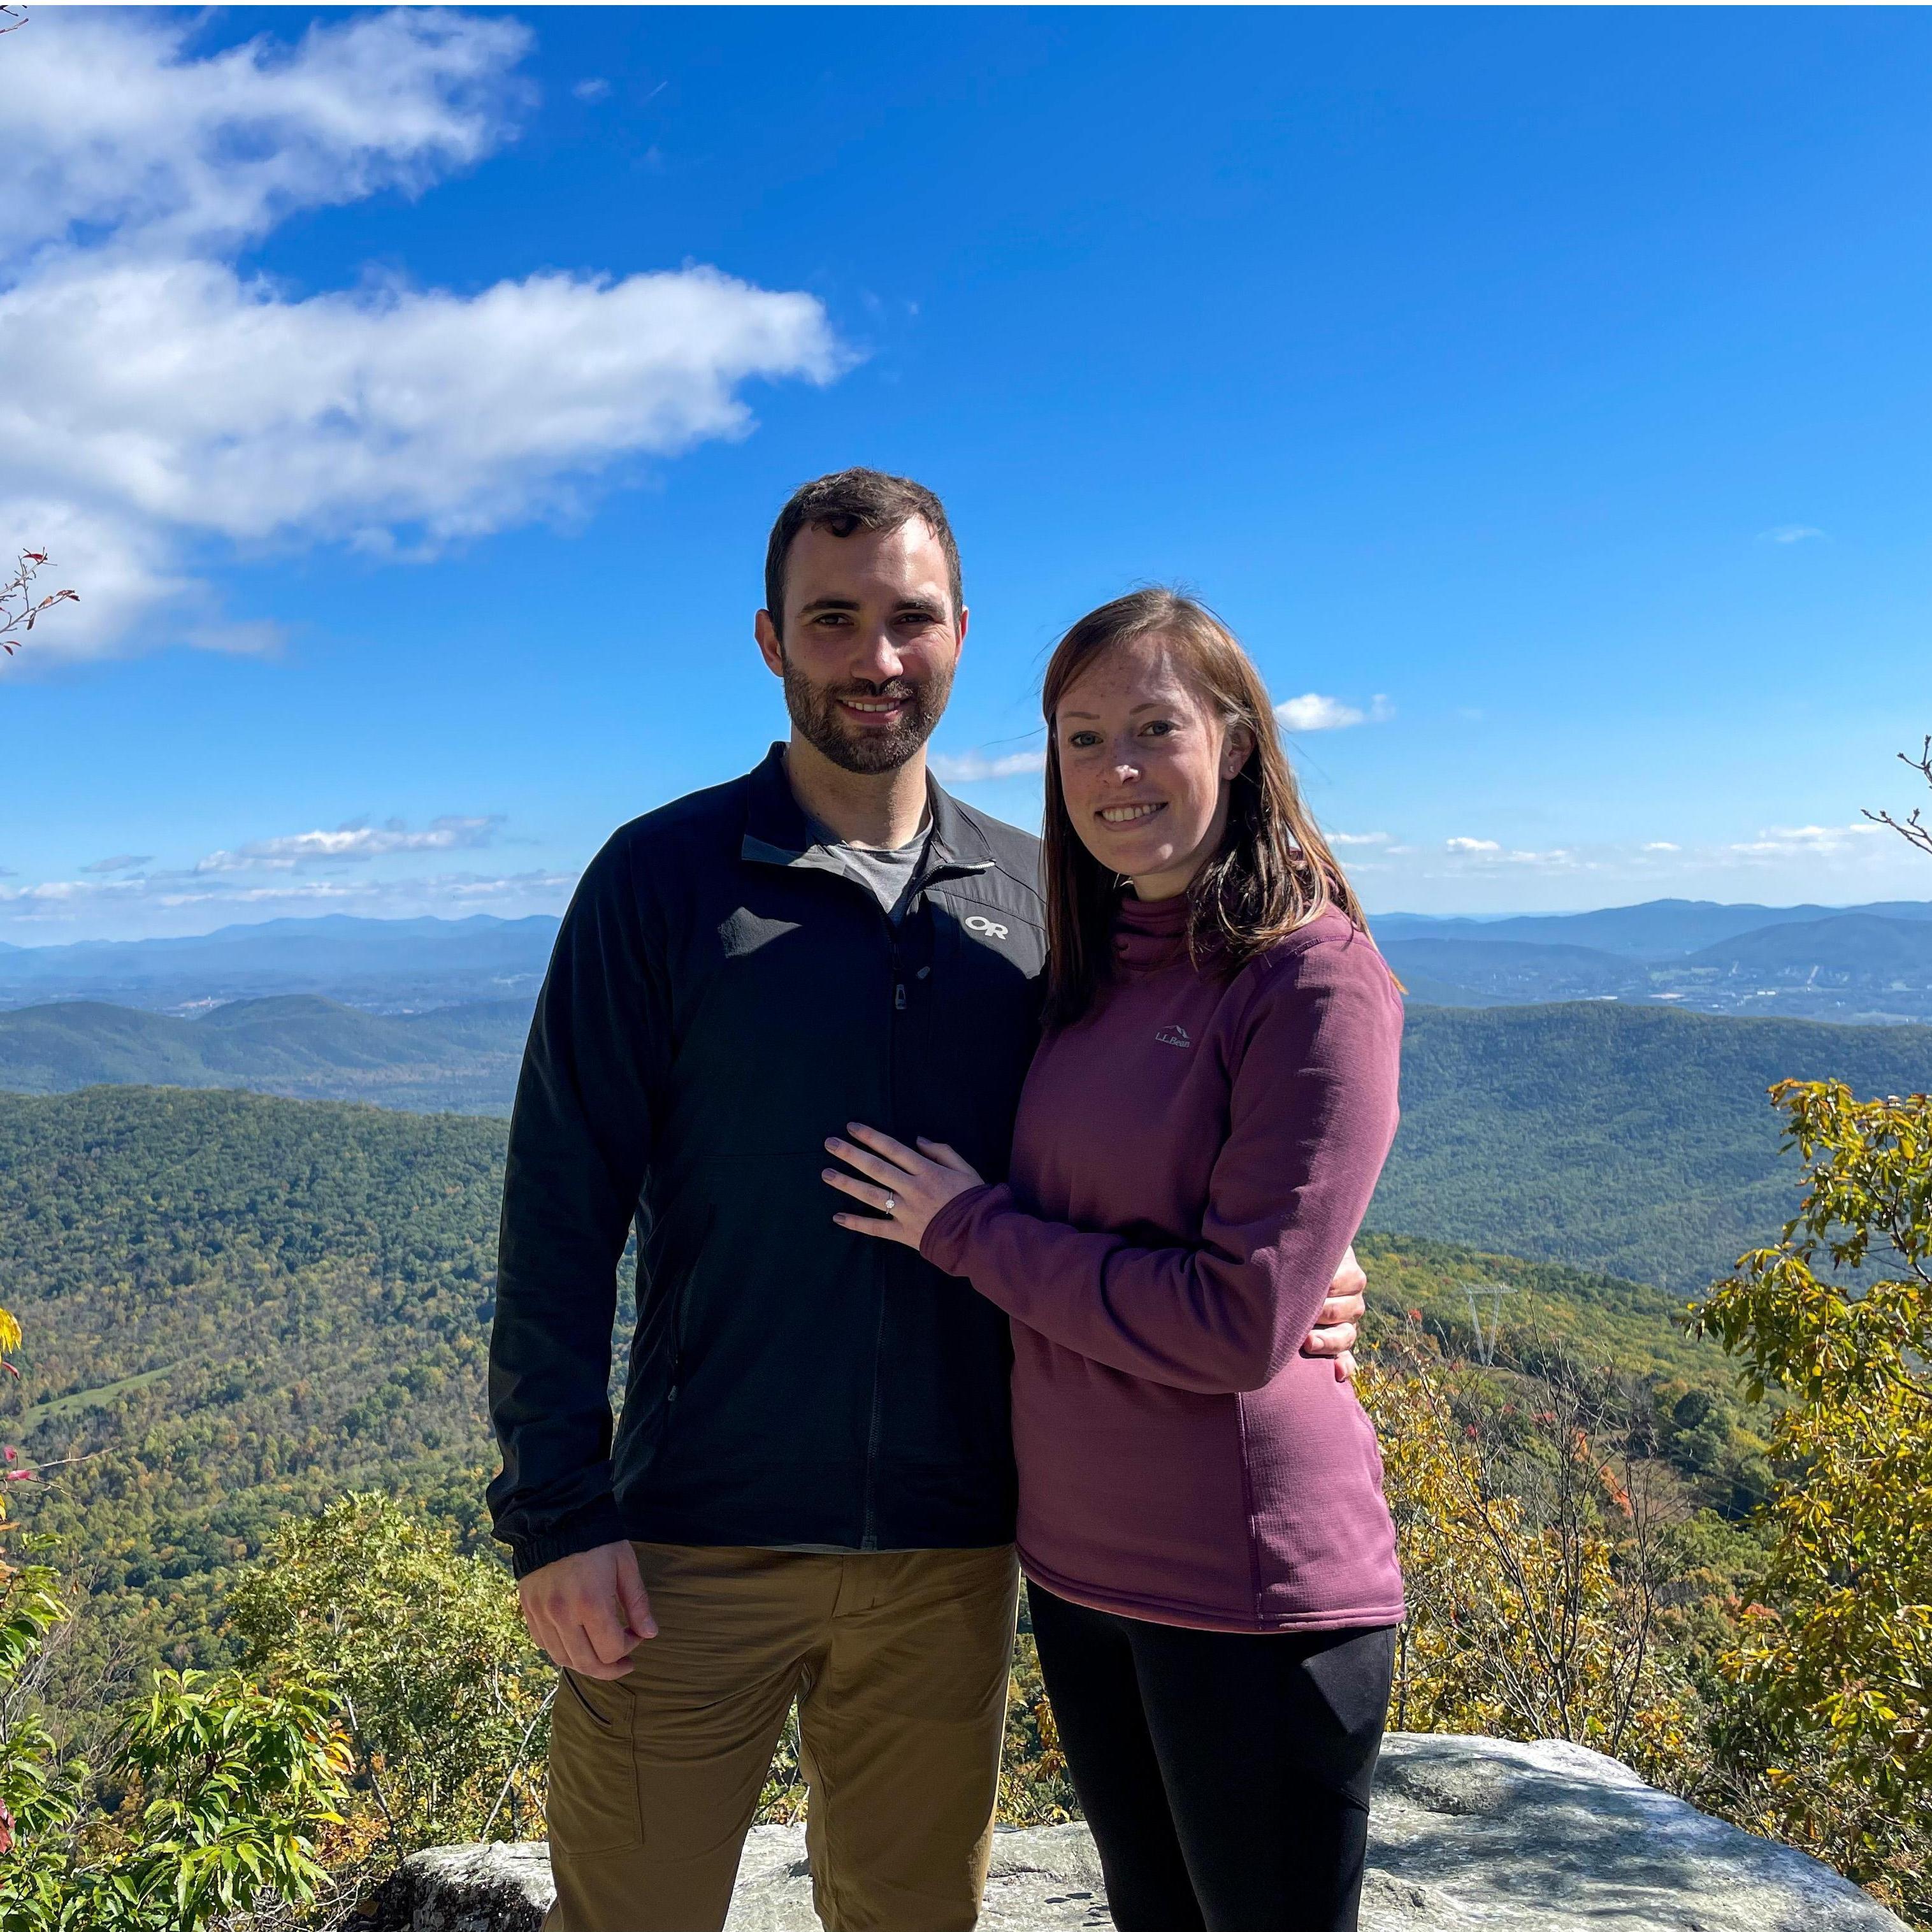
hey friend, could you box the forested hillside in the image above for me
[1376,1002,1932,1288]
[0,1088,510,1671]
[0,1086,1769,1681]
[0,995,528,1109]
[11,1001,1932,1295]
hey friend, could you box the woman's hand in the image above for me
[825,1123,986,1250]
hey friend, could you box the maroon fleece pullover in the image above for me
[921,895,1406,1634]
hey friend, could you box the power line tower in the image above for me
[1461,1280,1522,1367]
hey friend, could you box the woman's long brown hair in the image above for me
[1041,588,1373,1027]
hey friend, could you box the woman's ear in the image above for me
[1222,722,1255,781]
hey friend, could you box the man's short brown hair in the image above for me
[763,468,962,638]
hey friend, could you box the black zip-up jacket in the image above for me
[487,746,1047,1576]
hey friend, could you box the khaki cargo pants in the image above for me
[544,1541,1021,1932]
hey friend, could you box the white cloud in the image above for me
[1273,693,1394,733]
[1724,821,1887,860]
[195,815,503,873]
[1759,525,1826,545]
[930,747,1046,784]
[1327,832,1390,847]
[0,865,574,929]
[2,11,842,662]
[573,78,611,102]
[1642,841,1680,853]
[5,10,530,257]
[1440,837,1585,872]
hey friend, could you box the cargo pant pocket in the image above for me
[547,1669,642,1854]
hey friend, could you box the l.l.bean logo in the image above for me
[964,914,1009,942]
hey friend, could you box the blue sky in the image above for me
[3,5,1931,941]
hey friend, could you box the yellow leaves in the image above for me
[1696,1079,1932,1911]
[0,1303,19,1357]
[1358,1348,1696,1789]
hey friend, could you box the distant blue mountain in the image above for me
[0,914,561,1014]
[1380,902,1932,1022]
[1375,898,1932,960]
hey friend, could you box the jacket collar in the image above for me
[742,742,994,878]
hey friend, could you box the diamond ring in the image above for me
[883,1195,897,1211]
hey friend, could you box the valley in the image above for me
[0,1085,1770,1680]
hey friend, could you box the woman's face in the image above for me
[1053,633,1253,900]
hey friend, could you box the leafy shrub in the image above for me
[1696,1078,1932,1924]
[226,1494,551,1861]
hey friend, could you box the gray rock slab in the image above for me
[376,1733,1906,1931]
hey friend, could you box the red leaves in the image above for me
[1,546,79,660]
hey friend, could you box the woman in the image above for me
[822,588,1404,1932]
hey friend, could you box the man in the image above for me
[488,469,1367,1932]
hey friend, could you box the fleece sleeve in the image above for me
[921,935,1401,1396]
[486,830,668,1577]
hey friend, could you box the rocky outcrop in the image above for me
[370,1733,1907,1930]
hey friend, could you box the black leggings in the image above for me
[1028,1583,1397,1932]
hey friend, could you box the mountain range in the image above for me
[1378,902,1932,1023]
[6,898,1931,1022]
[0,914,559,1014]
[6,989,1929,1293]
[0,996,530,1113]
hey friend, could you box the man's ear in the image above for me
[754,609,785,679]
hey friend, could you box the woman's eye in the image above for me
[1067,731,1100,749]
[1141,719,1176,737]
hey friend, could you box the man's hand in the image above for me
[519,1541,658,1679]
[1301,1244,1367,1383]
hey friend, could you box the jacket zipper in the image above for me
[663,1205,716,1411]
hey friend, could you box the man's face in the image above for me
[756,519,965,775]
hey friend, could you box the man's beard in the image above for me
[782,654,953,776]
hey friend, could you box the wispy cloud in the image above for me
[1273,693,1394,733]
[572,76,610,101]
[1758,524,1826,545]
[1441,837,1585,871]
[80,853,154,874]
[1724,821,1886,860]
[1327,831,1390,847]
[1,864,573,929]
[930,747,1046,784]
[195,816,503,873]
[1642,841,1680,853]
[3,11,844,663]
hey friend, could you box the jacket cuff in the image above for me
[920,1181,1005,1276]
[505,1494,628,1580]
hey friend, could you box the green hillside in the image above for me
[0,1087,512,1669]
[0,995,528,1111]
[11,997,1932,1298]
[0,1086,1769,1679]
[1378,1002,1932,1291]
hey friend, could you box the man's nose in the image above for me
[852,628,905,682]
